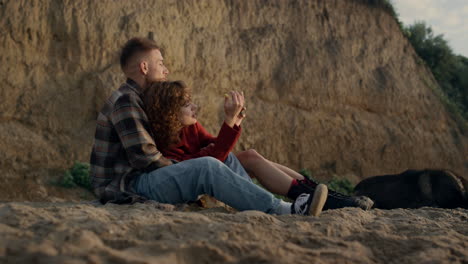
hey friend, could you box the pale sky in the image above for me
[392,0,468,57]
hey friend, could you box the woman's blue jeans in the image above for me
[133,153,281,213]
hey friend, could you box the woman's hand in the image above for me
[235,105,246,126]
[200,143,215,151]
[224,91,245,127]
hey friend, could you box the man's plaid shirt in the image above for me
[90,79,172,204]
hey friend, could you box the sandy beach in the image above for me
[1,202,466,264]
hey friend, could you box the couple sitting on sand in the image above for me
[90,37,373,216]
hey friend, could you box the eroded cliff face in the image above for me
[0,0,466,200]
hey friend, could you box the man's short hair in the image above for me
[120,37,160,70]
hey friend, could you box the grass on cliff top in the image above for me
[359,0,407,33]
[359,0,397,15]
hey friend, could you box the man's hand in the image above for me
[224,91,245,127]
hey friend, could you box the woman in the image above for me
[143,81,244,163]
[143,81,371,212]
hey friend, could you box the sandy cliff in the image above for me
[0,0,466,200]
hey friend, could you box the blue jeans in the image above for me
[223,152,252,182]
[133,153,281,213]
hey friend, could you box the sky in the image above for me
[391,0,468,57]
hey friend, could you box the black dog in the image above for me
[354,169,468,209]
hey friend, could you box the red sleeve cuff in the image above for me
[232,124,241,132]
[218,122,241,147]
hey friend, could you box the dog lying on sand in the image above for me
[354,169,468,209]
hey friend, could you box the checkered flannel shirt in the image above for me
[90,79,173,204]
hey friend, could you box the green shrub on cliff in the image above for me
[60,170,76,188]
[59,162,91,191]
[363,1,467,124]
[366,0,468,127]
[327,177,354,196]
[404,22,468,123]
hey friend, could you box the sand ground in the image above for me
[0,202,467,264]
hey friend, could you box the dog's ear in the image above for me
[447,170,468,207]
[429,170,467,209]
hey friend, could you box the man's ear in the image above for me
[139,61,149,75]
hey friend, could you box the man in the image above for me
[89,37,329,216]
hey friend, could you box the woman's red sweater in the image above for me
[159,122,241,162]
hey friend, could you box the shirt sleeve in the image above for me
[196,122,216,146]
[179,122,241,162]
[110,94,172,170]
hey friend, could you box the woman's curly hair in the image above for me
[142,81,191,149]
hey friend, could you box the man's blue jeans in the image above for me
[133,153,281,213]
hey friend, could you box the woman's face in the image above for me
[178,101,198,126]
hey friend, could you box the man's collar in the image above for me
[126,78,143,95]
